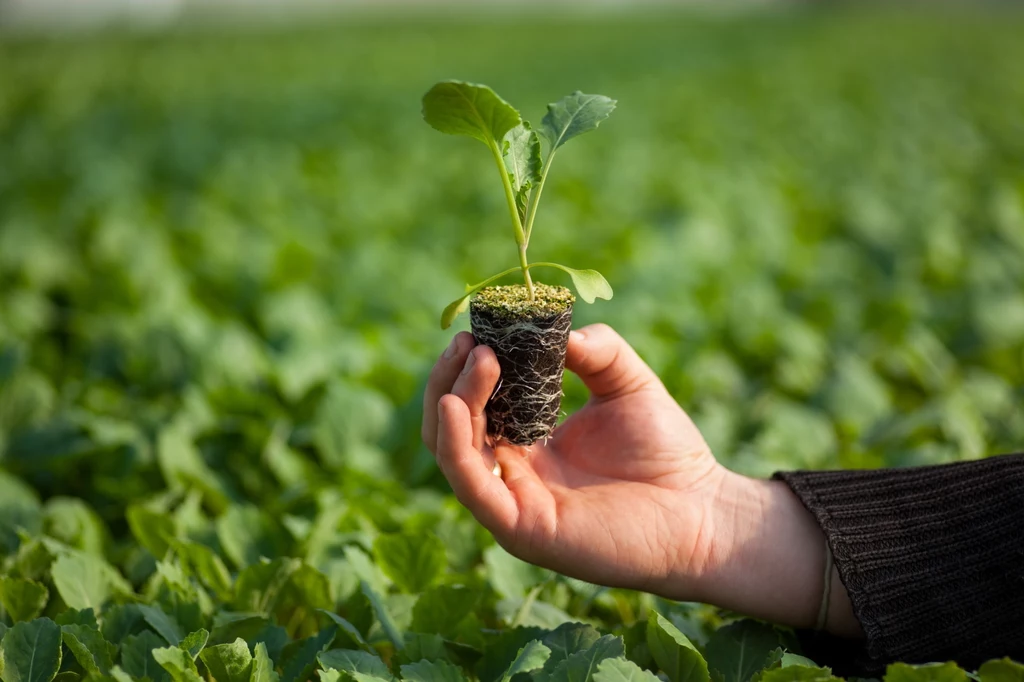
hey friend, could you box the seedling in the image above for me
[421,81,615,330]
[422,81,616,444]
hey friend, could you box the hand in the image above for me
[422,323,722,593]
[422,324,861,637]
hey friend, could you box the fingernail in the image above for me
[443,337,459,360]
[461,349,477,375]
[570,330,584,343]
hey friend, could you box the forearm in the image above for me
[655,468,863,638]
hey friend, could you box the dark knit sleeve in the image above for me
[773,453,1024,676]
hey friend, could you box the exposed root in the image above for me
[471,293,572,446]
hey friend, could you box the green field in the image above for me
[1,6,1024,681]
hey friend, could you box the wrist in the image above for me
[657,469,862,638]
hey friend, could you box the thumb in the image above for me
[565,324,661,400]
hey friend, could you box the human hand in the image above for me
[422,323,725,595]
[422,324,861,636]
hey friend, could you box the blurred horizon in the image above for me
[4,0,1024,35]
[1,0,783,34]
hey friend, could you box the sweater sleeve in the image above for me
[773,453,1024,676]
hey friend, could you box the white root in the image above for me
[471,306,572,446]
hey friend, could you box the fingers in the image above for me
[449,346,501,451]
[436,394,518,536]
[565,323,660,400]
[422,332,475,453]
[492,448,556,545]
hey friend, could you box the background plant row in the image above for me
[2,5,1024,681]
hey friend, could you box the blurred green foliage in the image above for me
[0,6,1022,674]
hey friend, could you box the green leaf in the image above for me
[884,663,968,682]
[400,660,466,682]
[411,586,477,640]
[704,621,786,682]
[156,559,193,597]
[230,558,331,634]
[101,605,145,646]
[200,638,254,682]
[0,618,62,682]
[54,609,96,628]
[779,655,817,669]
[441,295,471,330]
[500,641,550,682]
[139,605,183,646]
[979,659,1024,682]
[541,92,615,150]
[360,583,403,651]
[9,540,52,585]
[532,265,612,304]
[0,578,48,623]
[285,563,334,614]
[399,633,448,666]
[253,642,281,682]
[503,122,542,221]
[646,615,709,682]
[373,531,447,594]
[60,624,115,676]
[217,505,287,569]
[476,628,547,682]
[209,616,286,664]
[126,505,176,559]
[620,622,652,672]
[482,547,549,601]
[120,631,170,682]
[317,610,372,653]
[443,639,483,670]
[152,646,203,682]
[0,473,42,556]
[280,627,337,682]
[566,268,612,304]
[593,659,661,682]
[541,624,601,671]
[180,629,210,661]
[422,81,521,147]
[41,498,108,557]
[233,558,299,617]
[109,666,134,682]
[759,667,838,682]
[543,636,624,682]
[172,541,232,601]
[50,554,125,612]
[318,650,391,679]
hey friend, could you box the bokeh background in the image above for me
[2,0,1023,531]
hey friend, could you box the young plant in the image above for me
[422,81,616,445]
[421,81,615,330]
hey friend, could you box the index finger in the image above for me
[422,332,476,454]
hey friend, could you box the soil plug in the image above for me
[471,284,573,444]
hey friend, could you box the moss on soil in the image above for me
[471,284,574,321]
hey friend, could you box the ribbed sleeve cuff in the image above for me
[774,453,1024,675]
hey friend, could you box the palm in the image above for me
[486,385,718,589]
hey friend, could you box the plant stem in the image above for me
[523,150,557,246]
[488,139,526,246]
[519,243,535,300]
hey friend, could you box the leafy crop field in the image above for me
[2,6,1024,682]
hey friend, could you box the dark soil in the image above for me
[470,284,574,446]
